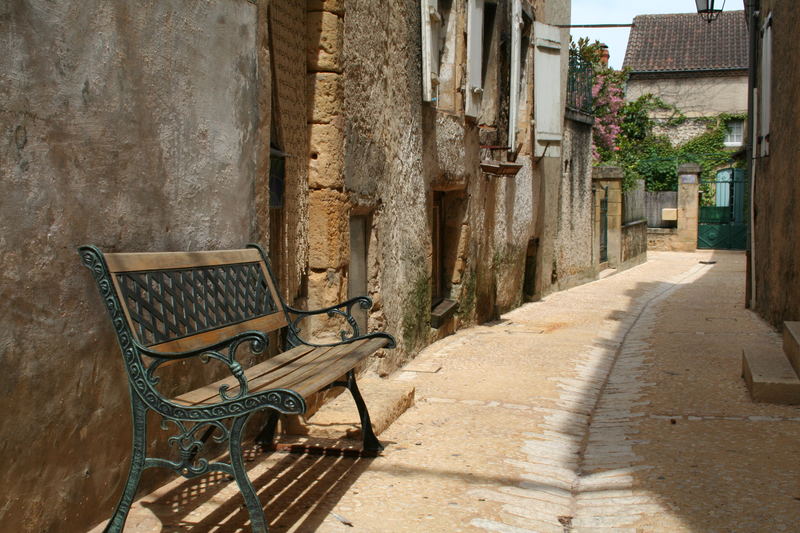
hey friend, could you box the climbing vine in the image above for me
[571,38,745,192]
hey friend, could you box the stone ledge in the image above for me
[783,321,800,377]
[286,376,415,440]
[742,347,800,404]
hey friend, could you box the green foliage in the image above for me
[401,274,430,349]
[604,96,739,191]
[571,37,744,192]
[456,270,477,320]
[569,37,603,66]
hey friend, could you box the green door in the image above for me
[698,169,747,250]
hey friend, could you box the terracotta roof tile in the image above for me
[623,11,748,73]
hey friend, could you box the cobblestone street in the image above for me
[102,251,800,533]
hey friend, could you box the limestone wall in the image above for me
[627,74,748,117]
[0,1,266,531]
[332,0,573,372]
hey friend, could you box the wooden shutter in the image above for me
[421,0,441,102]
[508,0,523,150]
[759,15,772,156]
[533,21,563,157]
[465,0,484,118]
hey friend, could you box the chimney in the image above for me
[599,43,610,67]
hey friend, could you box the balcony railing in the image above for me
[566,54,594,115]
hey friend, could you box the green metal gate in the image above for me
[698,168,747,250]
[600,192,608,262]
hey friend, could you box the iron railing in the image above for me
[567,54,594,115]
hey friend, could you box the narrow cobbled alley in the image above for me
[106,251,800,533]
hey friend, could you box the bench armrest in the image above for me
[141,330,270,401]
[285,296,396,349]
[137,330,269,361]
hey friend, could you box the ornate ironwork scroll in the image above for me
[284,297,397,349]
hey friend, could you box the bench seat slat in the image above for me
[290,338,388,398]
[173,338,388,407]
[174,344,319,406]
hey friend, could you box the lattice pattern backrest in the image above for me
[116,262,278,347]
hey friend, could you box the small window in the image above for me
[724,120,744,146]
[349,214,371,333]
[430,191,465,328]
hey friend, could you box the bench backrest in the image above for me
[100,246,286,354]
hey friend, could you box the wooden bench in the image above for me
[79,244,395,533]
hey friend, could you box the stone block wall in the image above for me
[306,0,349,337]
[653,118,711,146]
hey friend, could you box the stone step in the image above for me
[742,347,800,404]
[783,321,800,377]
[286,376,415,440]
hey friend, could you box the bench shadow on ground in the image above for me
[138,435,534,532]
[140,438,377,532]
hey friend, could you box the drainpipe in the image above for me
[745,0,759,310]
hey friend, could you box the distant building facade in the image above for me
[623,11,749,148]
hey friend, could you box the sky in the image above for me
[570,0,744,69]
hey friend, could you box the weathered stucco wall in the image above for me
[753,1,800,328]
[340,0,558,371]
[627,74,748,117]
[0,1,264,531]
[342,0,429,368]
[550,119,595,291]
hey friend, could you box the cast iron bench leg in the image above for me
[229,414,269,533]
[255,410,281,449]
[345,370,383,452]
[104,393,148,533]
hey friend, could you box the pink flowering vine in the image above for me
[591,71,627,161]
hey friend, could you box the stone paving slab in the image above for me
[91,251,800,532]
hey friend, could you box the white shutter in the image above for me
[508,0,523,150]
[759,15,772,156]
[533,21,563,157]
[421,0,441,102]
[465,0,484,118]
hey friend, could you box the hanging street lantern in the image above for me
[695,0,725,23]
